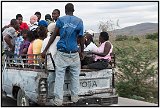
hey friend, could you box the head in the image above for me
[10,19,19,30]
[27,31,36,42]
[65,3,74,14]
[34,12,41,22]
[38,20,48,27]
[30,15,38,24]
[45,14,52,21]
[52,9,60,21]
[99,32,109,44]
[21,29,28,39]
[47,23,56,34]
[86,29,94,36]
[37,26,48,40]
[84,34,93,46]
[16,14,23,25]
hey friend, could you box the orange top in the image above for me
[33,39,43,63]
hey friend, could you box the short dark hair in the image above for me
[53,9,60,15]
[16,14,22,19]
[100,32,109,41]
[65,3,74,12]
[35,12,41,16]
[21,29,28,34]
[27,31,36,42]
[10,19,17,26]
[45,14,52,20]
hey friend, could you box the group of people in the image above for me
[2,8,60,64]
[2,3,113,106]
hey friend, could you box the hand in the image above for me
[41,50,47,58]
[10,46,15,52]
[87,51,93,54]
[79,52,84,60]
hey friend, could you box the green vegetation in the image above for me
[145,32,158,40]
[112,33,158,104]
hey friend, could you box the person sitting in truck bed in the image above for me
[33,26,48,64]
[82,31,113,70]
[19,29,30,63]
[81,33,98,66]
[41,22,60,70]
[3,19,19,57]
[27,27,38,64]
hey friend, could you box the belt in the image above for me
[58,50,78,54]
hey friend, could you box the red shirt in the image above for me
[20,22,29,31]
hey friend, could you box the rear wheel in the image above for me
[17,89,29,106]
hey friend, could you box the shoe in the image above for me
[71,95,79,103]
[50,98,63,106]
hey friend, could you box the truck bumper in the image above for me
[69,95,118,106]
[45,95,118,106]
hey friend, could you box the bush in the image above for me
[115,35,128,41]
[145,32,158,40]
[133,37,140,42]
[115,46,158,103]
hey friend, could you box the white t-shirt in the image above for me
[84,42,98,52]
[41,32,60,70]
[3,27,16,51]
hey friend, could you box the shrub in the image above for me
[145,32,158,40]
[133,37,140,42]
[115,35,128,41]
[115,46,158,103]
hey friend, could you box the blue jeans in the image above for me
[53,51,80,100]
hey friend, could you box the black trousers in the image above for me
[87,59,109,70]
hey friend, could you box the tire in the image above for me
[2,90,7,99]
[17,89,29,106]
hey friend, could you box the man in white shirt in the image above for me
[41,22,60,70]
[84,33,97,52]
[81,33,97,66]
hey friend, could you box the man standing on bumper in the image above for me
[41,3,84,106]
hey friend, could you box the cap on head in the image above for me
[86,29,94,36]
[65,3,74,12]
[47,23,56,33]
[38,20,48,27]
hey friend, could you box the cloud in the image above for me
[2,2,158,32]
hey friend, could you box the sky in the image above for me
[1,1,158,32]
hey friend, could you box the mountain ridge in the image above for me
[112,22,158,36]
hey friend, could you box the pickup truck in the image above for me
[2,53,118,106]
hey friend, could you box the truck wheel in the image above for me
[2,90,7,99]
[17,89,29,106]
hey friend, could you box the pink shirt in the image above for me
[95,41,113,61]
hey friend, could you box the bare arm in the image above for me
[22,48,28,54]
[78,36,85,60]
[92,42,111,57]
[4,35,14,51]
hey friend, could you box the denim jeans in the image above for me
[53,51,80,101]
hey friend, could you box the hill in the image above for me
[113,23,158,36]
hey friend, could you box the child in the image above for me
[14,31,24,63]
[33,26,47,64]
[27,30,37,64]
[19,29,30,63]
